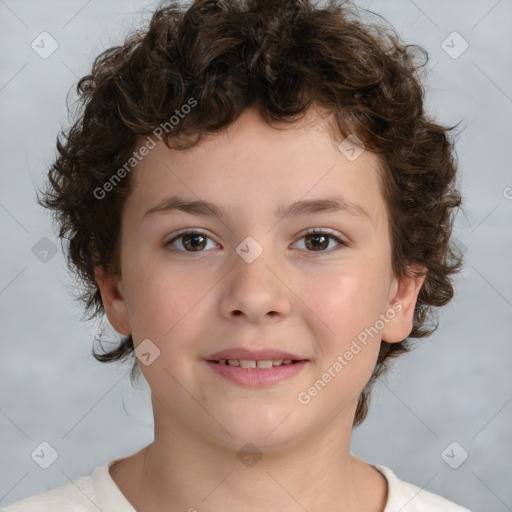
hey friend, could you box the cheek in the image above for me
[123,253,213,345]
[304,263,389,343]
[297,268,386,408]
[298,260,389,401]
[124,264,215,395]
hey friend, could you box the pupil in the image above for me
[307,234,328,251]
[184,234,206,251]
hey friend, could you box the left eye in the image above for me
[293,229,346,252]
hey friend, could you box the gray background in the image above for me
[1,0,511,510]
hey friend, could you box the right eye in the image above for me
[164,229,219,255]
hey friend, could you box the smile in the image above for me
[205,359,308,388]
[210,359,299,368]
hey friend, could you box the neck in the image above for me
[109,399,388,512]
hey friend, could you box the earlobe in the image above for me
[94,265,131,336]
[381,265,427,343]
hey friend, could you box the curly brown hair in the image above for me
[38,0,463,427]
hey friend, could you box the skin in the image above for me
[95,105,425,512]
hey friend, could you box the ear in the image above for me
[94,265,131,336]
[381,265,427,343]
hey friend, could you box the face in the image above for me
[96,106,425,451]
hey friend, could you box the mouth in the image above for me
[204,358,309,388]
[205,347,307,362]
[207,358,305,369]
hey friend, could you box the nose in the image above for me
[218,242,292,324]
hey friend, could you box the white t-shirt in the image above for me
[2,458,472,511]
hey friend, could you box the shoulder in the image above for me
[1,474,95,512]
[373,464,473,512]
[1,461,135,512]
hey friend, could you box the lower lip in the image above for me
[204,360,308,388]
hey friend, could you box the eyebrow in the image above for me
[143,195,371,221]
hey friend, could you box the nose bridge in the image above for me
[233,234,278,295]
[220,234,291,322]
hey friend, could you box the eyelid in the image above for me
[164,227,212,243]
[295,227,347,242]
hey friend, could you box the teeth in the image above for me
[218,359,296,368]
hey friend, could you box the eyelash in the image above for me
[164,228,348,256]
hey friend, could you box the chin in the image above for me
[210,410,307,452]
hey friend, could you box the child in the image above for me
[3,0,472,510]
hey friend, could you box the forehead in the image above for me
[126,107,386,227]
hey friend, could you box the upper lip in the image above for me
[206,348,307,361]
